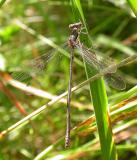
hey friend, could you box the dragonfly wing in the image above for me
[11,43,67,82]
[76,44,117,74]
[11,71,33,83]
[104,73,126,90]
[76,44,99,71]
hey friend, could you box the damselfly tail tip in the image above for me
[65,140,70,148]
[65,134,70,148]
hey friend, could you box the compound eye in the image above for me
[69,24,74,29]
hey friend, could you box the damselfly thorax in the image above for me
[68,22,82,49]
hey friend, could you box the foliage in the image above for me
[0,0,137,160]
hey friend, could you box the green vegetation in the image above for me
[0,1,137,160]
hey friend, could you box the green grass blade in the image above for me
[127,0,137,17]
[96,34,136,56]
[0,0,6,8]
[34,97,137,159]
[71,0,118,159]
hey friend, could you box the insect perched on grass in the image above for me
[11,22,126,148]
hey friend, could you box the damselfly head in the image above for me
[69,22,82,31]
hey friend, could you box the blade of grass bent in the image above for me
[71,0,118,159]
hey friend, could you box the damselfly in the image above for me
[11,22,126,147]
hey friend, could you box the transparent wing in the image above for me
[104,73,126,90]
[11,43,67,83]
[76,43,126,90]
[76,44,117,74]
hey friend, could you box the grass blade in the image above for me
[71,0,118,159]
[127,0,137,17]
[0,0,6,8]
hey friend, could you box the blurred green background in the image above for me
[0,0,137,160]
